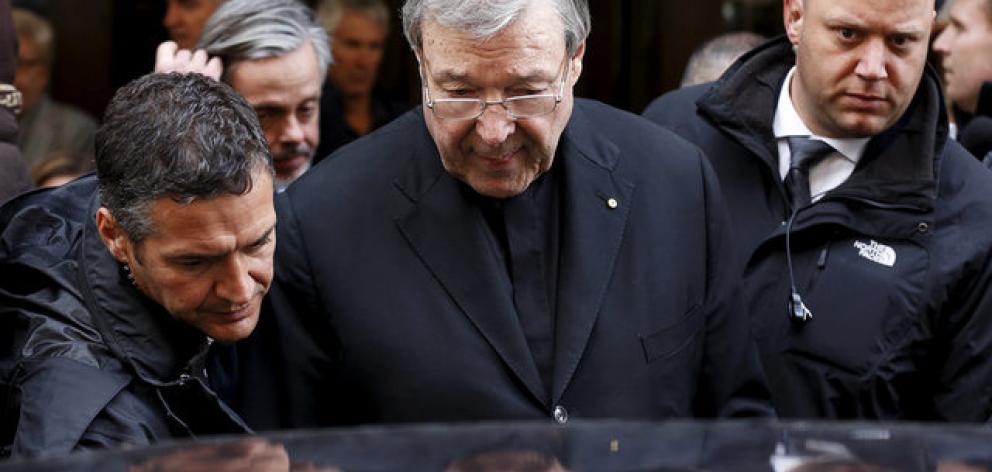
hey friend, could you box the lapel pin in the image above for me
[606,197,619,209]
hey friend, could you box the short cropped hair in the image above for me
[318,0,390,34]
[197,0,332,82]
[96,73,271,243]
[680,31,766,87]
[401,0,590,57]
[12,8,55,68]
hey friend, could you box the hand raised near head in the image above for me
[154,41,223,81]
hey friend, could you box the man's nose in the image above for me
[932,29,952,55]
[855,39,889,81]
[215,256,254,306]
[278,115,305,144]
[475,103,515,145]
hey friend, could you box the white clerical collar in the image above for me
[773,67,869,164]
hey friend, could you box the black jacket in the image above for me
[219,100,772,429]
[644,38,992,421]
[0,175,249,458]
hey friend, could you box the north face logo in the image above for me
[853,240,896,267]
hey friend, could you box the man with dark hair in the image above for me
[163,0,226,50]
[227,0,771,429]
[645,0,992,421]
[0,72,274,457]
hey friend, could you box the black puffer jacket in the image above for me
[644,38,992,421]
[0,175,249,458]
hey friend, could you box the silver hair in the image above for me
[198,0,332,82]
[401,0,590,57]
[680,32,765,87]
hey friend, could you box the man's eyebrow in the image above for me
[247,225,276,247]
[823,13,868,27]
[431,69,470,82]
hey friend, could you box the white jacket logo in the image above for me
[853,240,896,267]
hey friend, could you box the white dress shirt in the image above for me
[773,67,870,202]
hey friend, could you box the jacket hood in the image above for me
[697,36,948,214]
[74,178,210,384]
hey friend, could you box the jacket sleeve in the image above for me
[931,247,992,422]
[8,358,130,458]
[693,148,775,418]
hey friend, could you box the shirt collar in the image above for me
[773,67,870,164]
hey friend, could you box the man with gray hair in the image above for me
[680,31,765,87]
[0,72,273,456]
[226,0,771,429]
[313,0,411,160]
[160,0,331,190]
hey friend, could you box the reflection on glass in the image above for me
[445,449,569,472]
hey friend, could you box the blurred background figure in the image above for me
[196,0,331,190]
[30,151,92,187]
[163,0,225,50]
[313,0,409,162]
[680,31,765,87]
[933,0,992,162]
[12,8,97,172]
[1,1,31,203]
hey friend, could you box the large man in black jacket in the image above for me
[221,0,772,429]
[0,73,274,456]
[645,0,992,421]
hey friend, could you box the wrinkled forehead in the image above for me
[807,0,935,29]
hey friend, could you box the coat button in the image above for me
[606,198,618,209]
[553,405,568,424]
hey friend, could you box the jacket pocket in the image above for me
[640,304,703,363]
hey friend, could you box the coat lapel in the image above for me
[393,129,548,406]
[552,107,634,404]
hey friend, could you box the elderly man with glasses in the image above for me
[223,0,773,429]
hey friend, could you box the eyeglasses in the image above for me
[420,58,569,121]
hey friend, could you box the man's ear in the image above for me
[569,41,586,85]
[95,207,131,263]
[784,0,805,46]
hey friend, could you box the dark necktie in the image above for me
[784,137,835,209]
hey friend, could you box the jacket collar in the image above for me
[697,36,947,214]
[392,103,632,406]
[79,191,210,385]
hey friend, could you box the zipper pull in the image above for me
[817,243,830,269]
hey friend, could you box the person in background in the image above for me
[166,0,331,191]
[932,0,992,161]
[314,0,410,162]
[163,0,225,50]
[0,72,273,457]
[12,8,97,172]
[645,0,992,421]
[680,31,766,87]
[30,151,92,187]
[0,1,30,203]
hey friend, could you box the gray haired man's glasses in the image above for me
[421,59,569,121]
